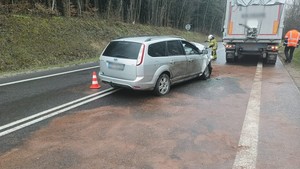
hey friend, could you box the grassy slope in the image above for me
[293,48,300,66]
[0,15,206,75]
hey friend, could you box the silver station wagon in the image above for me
[99,36,212,96]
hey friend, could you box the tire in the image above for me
[154,73,171,96]
[268,60,276,65]
[226,57,234,63]
[226,53,238,63]
[263,57,268,64]
[264,55,277,65]
[226,53,235,63]
[201,62,212,80]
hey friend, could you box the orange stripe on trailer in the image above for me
[228,22,233,35]
[273,21,279,34]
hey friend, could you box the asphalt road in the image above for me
[0,47,300,169]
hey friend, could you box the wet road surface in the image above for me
[0,50,300,168]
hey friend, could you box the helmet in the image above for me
[208,34,214,40]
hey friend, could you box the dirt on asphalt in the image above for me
[0,55,299,169]
[0,64,258,169]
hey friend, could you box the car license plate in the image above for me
[108,62,124,70]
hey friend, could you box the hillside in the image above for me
[0,14,207,75]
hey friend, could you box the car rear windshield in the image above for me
[103,41,142,59]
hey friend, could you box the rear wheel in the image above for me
[154,73,171,96]
[263,54,277,65]
[226,53,235,63]
[267,60,276,65]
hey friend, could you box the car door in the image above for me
[181,41,203,76]
[166,40,187,81]
[100,41,142,80]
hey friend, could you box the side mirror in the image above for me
[202,49,208,54]
[204,40,208,43]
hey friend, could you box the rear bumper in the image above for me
[238,50,264,55]
[99,74,155,90]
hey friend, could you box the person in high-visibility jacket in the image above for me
[284,29,300,63]
[208,35,218,60]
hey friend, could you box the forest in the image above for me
[1,0,300,35]
[0,0,227,35]
[1,0,300,73]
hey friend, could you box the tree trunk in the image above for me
[136,0,142,23]
[209,15,216,33]
[52,0,55,11]
[202,1,209,32]
[63,0,71,17]
[119,0,123,21]
[177,0,187,28]
[107,0,112,19]
[77,0,81,16]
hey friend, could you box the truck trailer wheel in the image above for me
[268,60,276,65]
[226,53,235,63]
[265,54,277,65]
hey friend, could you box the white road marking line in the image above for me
[233,62,262,169]
[0,88,114,132]
[0,88,119,137]
[0,66,100,87]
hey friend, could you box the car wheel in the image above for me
[201,62,212,80]
[154,73,170,96]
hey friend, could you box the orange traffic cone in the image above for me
[90,71,101,89]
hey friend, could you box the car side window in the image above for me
[148,42,167,57]
[182,41,200,55]
[167,40,185,56]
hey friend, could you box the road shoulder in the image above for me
[279,54,300,91]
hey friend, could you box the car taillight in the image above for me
[136,44,145,66]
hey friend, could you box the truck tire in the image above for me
[226,54,234,63]
[263,57,268,64]
[268,60,276,65]
[265,54,277,65]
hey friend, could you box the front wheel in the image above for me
[201,62,212,80]
[154,73,171,96]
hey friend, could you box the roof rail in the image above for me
[116,35,156,39]
[144,35,185,42]
[115,35,185,41]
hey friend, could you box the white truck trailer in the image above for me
[223,0,286,64]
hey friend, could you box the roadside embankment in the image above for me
[0,15,206,75]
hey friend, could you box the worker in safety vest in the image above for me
[284,29,300,63]
[208,34,218,60]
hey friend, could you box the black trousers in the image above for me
[284,46,295,62]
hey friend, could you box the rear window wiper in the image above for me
[112,55,129,58]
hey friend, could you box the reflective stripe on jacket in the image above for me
[209,39,218,50]
[284,30,300,47]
